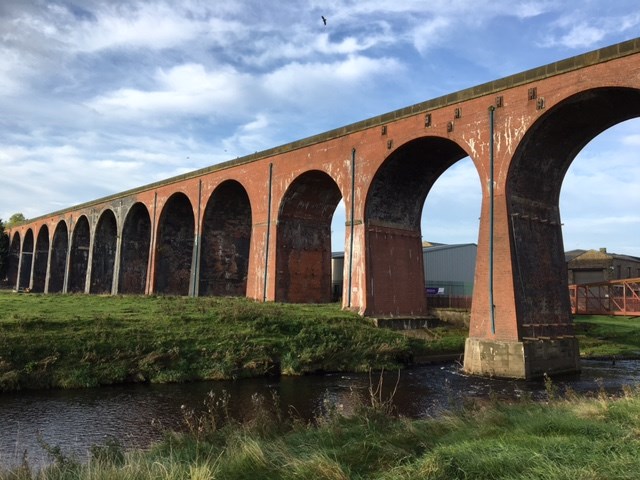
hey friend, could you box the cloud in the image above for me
[540,8,640,49]
[87,63,252,120]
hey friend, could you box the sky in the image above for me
[1,0,639,256]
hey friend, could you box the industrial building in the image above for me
[566,248,640,284]
[331,243,477,305]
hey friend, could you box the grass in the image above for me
[574,315,640,358]
[3,379,640,479]
[0,291,466,392]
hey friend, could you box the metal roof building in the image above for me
[423,243,477,296]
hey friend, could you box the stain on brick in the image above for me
[200,180,251,297]
[276,170,341,303]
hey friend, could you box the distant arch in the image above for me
[68,216,90,293]
[199,180,252,297]
[49,221,68,293]
[6,233,21,289]
[154,193,194,295]
[119,203,151,294]
[18,229,34,290]
[90,209,118,294]
[275,170,342,303]
[32,225,50,293]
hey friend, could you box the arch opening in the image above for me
[276,170,342,303]
[91,210,117,294]
[6,233,21,289]
[32,225,49,293]
[507,87,640,334]
[119,203,151,294]
[68,216,90,293]
[49,221,68,293]
[154,193,194,295]
[200,181,252,297]
[18,229,34,290]
[364,136,469,317]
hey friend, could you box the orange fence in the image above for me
[569,278,640,316]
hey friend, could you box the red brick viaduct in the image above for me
[6,38,640,378]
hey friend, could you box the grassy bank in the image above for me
[4,382,640,479]
[0,291,466,392]
[574,315,640,358]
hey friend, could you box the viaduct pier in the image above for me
[7,38,640,379]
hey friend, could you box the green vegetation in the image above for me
[5,212,26,229]
[4,380,640,479]
[0,291,466,392]
[574,315,640,359]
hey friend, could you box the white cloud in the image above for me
[87,63,252,120]
[1,0,638,259]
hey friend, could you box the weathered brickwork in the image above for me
[7,38,640,378]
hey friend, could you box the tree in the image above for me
[5,212,26,229]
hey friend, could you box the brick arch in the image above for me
[154,192,195,295]
[68,216,91,293]
[49,220,68,293]
[6,232,21,289]
[275,170,342,303]
[505,86,640,335]
[91,209,118,294]
[32,225,50,293]
[119,202,151,294]
[18,229,34,290]
[363,136,470,317]
[199,180,252,297]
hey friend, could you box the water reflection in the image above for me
[1,359,638,469]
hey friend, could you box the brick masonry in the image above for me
[7,38,640,377]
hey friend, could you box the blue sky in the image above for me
[1,0,639,256]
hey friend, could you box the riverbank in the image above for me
[2,291,638,393]
[4,379,640,479]
[0,291,466,392]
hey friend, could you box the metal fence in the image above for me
[569,277,640,316]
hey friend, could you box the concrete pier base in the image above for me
[463,337,581,379]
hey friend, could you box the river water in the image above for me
[1,359,639,469]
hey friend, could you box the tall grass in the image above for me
[3,379,640,479]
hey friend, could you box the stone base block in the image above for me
[463,337,581,379]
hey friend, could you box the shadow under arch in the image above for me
[68,216,91,293]
[32,225,49,293]
[18,229,34,290]
[199,180,252,297]
[364,136,470,317]
[275,170,342,303]
[506,86,640,335]
[119,203,151,294]
[91,209,118,294]
[6,233,20,289]
[49,220,68,293]
[154,192,194,295]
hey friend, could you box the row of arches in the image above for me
[6,180,253,298]
[5,87,639,319]
[6,173,348,302]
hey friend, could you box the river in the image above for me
[1,358,639,469]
